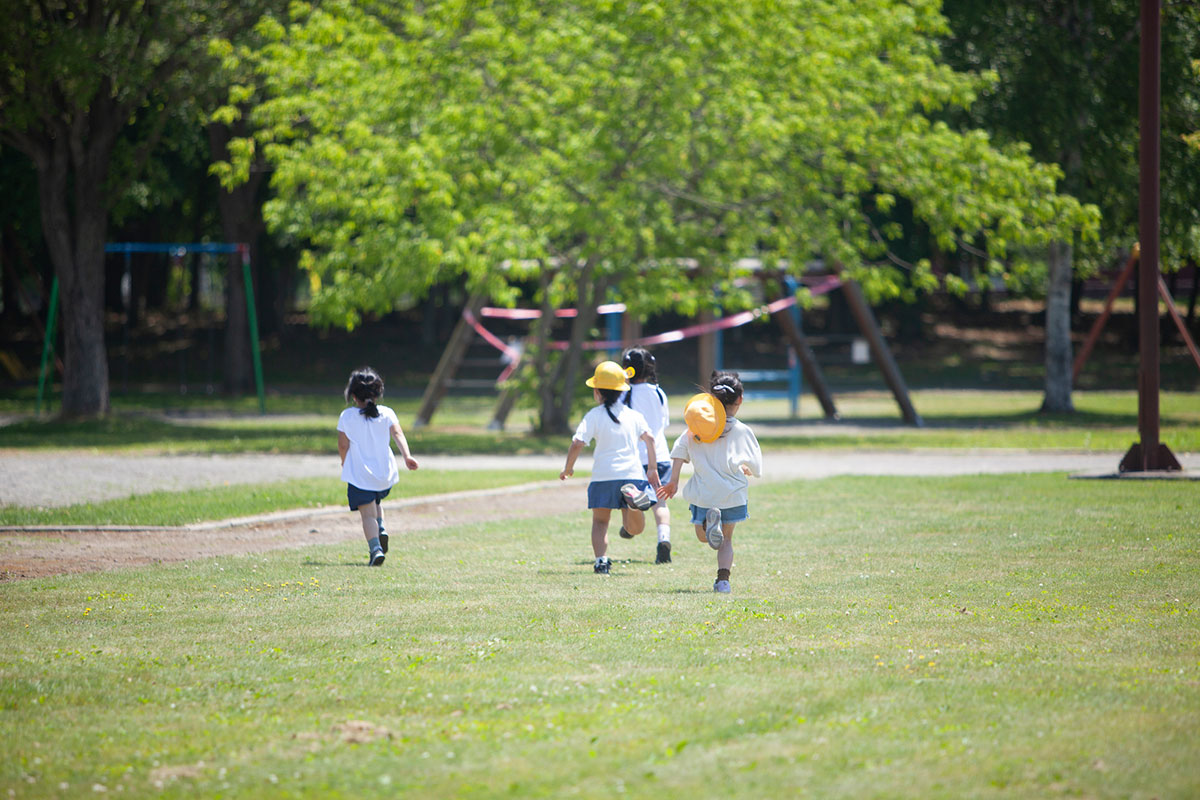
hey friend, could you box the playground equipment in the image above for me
[1073,248,1200,383]
[35,242,265,415]
[414,268,921,430]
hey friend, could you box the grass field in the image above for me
[2,473,1196,798]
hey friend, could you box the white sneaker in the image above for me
[704,508,723,549]
[620,483,654,511]
[713,579,731,594]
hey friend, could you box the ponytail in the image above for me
[621,347,659,408]
[344,367,385,418]
[597,387,623,424]
[709,370,743,409]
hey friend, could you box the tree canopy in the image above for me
[941,0,1200,270]
[0,0,269,416]
[225,0,1100,430]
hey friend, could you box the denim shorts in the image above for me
[645,461,672,484]
[347,483,391,511]
[587,478,657,510]
[689,503,749,525]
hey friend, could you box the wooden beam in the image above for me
[413,291,486,428]
[1159,274,1200,376]
[697,307,717,386]
[839,277,923,427]
[772,301,838,419]
[1073,252,1137,381]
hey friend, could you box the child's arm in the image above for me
[640,431,662,490]
[390,422,419,470]
[560,439,586,480]
[338,431,350,466]
[656,457,686,499]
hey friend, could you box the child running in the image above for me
[621,347,673,564]
[657,371,762,593]
[560,361,662,575]
[337,367,419,566]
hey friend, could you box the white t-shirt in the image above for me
[337,405,400,490]
[624,383,670,466]
[670,417,763,509]
[573,404,651,482]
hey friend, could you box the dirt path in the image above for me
[1,450,1195,582]
[0,481,580,581]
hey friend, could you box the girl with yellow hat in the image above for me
[657,371,763,593]
[560,361,663,575]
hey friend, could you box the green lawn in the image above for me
[1,474,1196,798]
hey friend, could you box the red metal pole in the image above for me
[1121,0,1180,472]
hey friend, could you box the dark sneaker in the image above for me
[593,557,611,574]
[369,550,386,567]
[704,508,723,549]
[655,541,672,564]
[620,483,654,511]
[618,526,634,539]
[379,532,389,554]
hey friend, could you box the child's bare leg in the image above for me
[591,509,612,558]
[694,523,706,543]
[717,524,736,571]
[652,503,670,527]
[620,507,647,536]
[357,501,379,542]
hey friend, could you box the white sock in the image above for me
[657,524,670,543]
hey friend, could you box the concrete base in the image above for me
[1070,470,1200,481]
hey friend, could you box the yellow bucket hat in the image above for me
[586,361,635,391]
[684,392,726,443]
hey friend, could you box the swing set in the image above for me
[414,268,922,430]
[35,242,266,415]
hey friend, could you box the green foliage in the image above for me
[221,0,1098,330]
[940,0,1200,270]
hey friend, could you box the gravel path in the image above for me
[3,450,1196,509]
[1,448,1195,581]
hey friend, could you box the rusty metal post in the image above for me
[1121,0,1180,472]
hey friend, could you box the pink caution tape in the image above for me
[462,276,841,363]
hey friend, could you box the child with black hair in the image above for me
[337,367,419,566]
[657,371,762,593]
[560,361,662,575]
[621,346,673,564]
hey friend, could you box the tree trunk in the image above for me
[33,131,113,417]
[533,260,604,435]
[208,123,266,396]
[1041,240,1074,413]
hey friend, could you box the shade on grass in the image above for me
[0,473,1196,798]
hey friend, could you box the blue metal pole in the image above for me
[606,308,622,361]
[785,275,803,416]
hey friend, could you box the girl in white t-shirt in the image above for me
[657,371,762,594]
[560,361,662,575]
[621,347,673,564]
[337,367,419,566]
